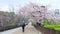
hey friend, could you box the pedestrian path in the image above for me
[0,27,20,34]
[12,22,42,34]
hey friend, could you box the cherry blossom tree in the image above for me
[18,3,48,25]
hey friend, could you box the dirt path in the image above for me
[12,22,42,34]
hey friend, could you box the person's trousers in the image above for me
[22,27,25,32]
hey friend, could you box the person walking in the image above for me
[21,21,27,32]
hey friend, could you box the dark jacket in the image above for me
[21,23,26,27]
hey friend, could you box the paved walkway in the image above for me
[12,22,42,34]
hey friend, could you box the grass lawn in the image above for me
[44,23,60,31]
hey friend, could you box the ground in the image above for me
[12,22,42,34]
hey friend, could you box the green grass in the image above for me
[44,23,60,31]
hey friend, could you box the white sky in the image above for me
[0,0,60,12]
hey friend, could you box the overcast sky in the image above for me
[0,0,60,12]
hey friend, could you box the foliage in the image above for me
[0,11,29,31]
[18,3,47,24]
[44,20,60,31]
